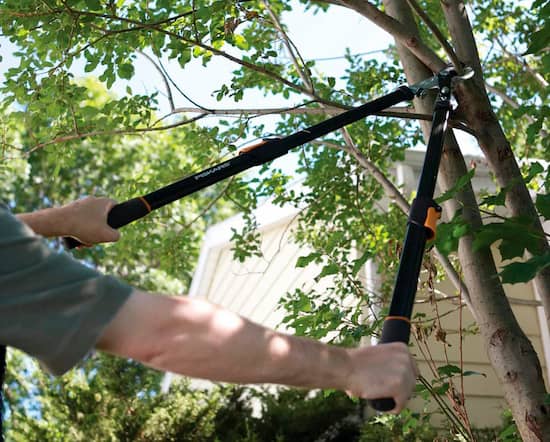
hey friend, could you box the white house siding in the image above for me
[188,150,549,429]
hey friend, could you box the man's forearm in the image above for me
[154,303,352,390]
[15,197,119,244]
[17,206,73,238]
[99,291,351,390]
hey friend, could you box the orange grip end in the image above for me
[384,316,411,325]
[238,140,268,155]
[139,196,152,213]
[424,206,441,240]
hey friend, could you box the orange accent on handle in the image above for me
[424,206,442,240]
[384,316,411,325]
[139,196,152,213]
[238,140,267,155]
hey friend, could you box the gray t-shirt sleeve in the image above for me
[0,204,133,375]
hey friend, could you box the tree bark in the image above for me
[440,0,550,332]
[377,1,550,440]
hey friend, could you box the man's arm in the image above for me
[16,196,120,245]
[15,197,418,411]
[97,290,418,413]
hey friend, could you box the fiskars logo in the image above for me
[194,161,231,180]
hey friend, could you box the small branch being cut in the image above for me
[139,51,175,112]
[162,105,475,135]
[26,114,207,154]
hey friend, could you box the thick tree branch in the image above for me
[442,1,550,339]
[405,0,462,69]
[321,0,447,72]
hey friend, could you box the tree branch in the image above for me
[25,114,207,154]
[159,105,475,135]
[263,0,314,92]
[405,0,462,69]
[496,38,549,89]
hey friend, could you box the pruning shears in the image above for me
[65,66,474,412]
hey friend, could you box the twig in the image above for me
[177,176,235,232]
[263,0,314,92]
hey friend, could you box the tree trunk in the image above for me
[378,1,550,440]
[440,0,550,331]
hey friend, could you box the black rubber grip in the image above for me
[63,197,151,249]
[63,236,83,249]
[370,397,396,412]
[106,197,151,229]
[378,317,411,345]
[369,317,411,412]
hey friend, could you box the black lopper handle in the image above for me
[369,317,411,412]
[63,197,151,249]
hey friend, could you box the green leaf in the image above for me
[352,250,371,276]
[295,292,312,312]
[473,219,541,261]
[318,263,340,279]
[481,190,506,207]
[435,168,475,204]
[432,382,450,395]
[524,162,544,184]
[118,63,134,80]
[437,364,462,377]
[525,24,550,54]
[327,77,336,88]
[536,193,550,219]
[295,252,321,268]
[233,34,249,50]
[500,252,550,284]
[435,213,470,256]
[85,0,102,10]
[499,424,518,439]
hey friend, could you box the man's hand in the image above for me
[17,196,120,245]
[62,196,120,245]
[345,343,419,413]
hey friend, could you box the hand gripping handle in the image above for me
[368,317,411,412]
[63,197,152,249]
